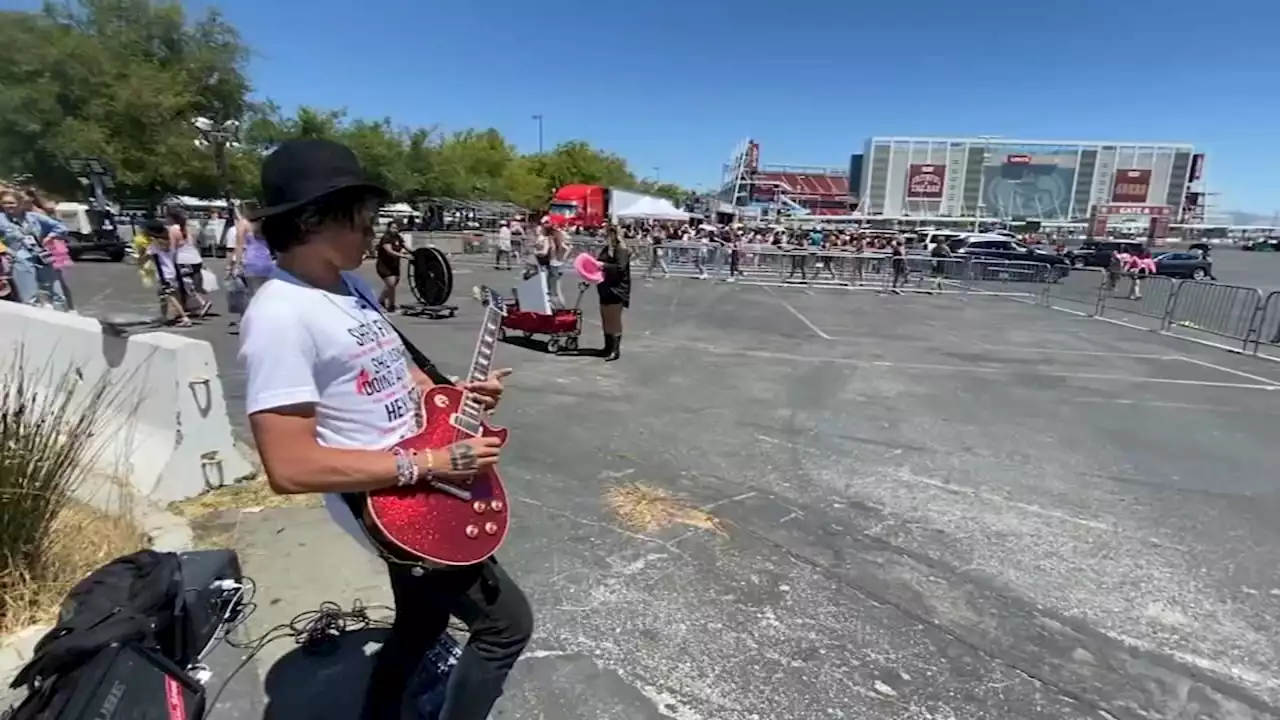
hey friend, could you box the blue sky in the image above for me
[6,0,1277,213]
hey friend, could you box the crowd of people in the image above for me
[0,186,76,310]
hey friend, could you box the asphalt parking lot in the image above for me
[48,258,1280,719]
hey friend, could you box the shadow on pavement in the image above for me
[263,628,386,719]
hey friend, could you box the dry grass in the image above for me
[0,501,145,634]
[604,482,725,535]
[168,473,321,520]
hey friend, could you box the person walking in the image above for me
[0,188,73,310]
[231,203,275,297]
[167,208,211,316]
[494,221,514,270]
[142,219,192,327]
[375,223,412,311]
[227,204,274,330]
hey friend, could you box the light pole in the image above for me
[652,166,661,182]
[975,134,1001,225]
[193,116,241,251]
[531,114,544,153]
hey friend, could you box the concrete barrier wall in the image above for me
[0,302,252,503]
[406,231,485,255]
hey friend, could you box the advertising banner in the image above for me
[1190,153,1205,182]
[1006,154,1032,165]
[1111,169,1152,203]
[905,164,945,200]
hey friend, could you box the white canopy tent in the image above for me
[614,196,690,221]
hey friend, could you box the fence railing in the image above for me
[1045,269,1280,359]
[1248,291,1280,355]
[564,240,1057,297]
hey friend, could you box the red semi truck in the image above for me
[545,185,658,230]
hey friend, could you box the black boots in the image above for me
[598,333,622,361]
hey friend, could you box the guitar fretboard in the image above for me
[455,297,505,435]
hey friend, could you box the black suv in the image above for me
[1065,240,1144,268]
[951,236,1071,279]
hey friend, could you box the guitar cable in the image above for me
[201,575,466,719]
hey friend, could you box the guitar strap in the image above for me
[340,276,451,559]
[344,276,453,386]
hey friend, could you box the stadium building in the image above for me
[717,139,855,220]
[855,136,1206,223]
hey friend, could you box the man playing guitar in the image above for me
[237,139,532,720]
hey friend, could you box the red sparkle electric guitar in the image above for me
[364,289,511,566]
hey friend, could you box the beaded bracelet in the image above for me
[392,447,418,487]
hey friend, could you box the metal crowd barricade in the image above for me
[1044,268,1107,313]
[1095,273,1178,327]
[1248,291,1280,358]
[567,240,1059,298]
[1164,281,1265,349]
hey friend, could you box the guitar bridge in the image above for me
[429,480,473,501]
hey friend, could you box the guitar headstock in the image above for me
[483,287,508,317]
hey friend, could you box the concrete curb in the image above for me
[0,502,194,710]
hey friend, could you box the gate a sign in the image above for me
[1098,204,1173,217]
[906,164,945,200]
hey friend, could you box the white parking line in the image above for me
[762,286,833,340]
[1066,396,1280,415]
[1174,355,1280,387]
[635,337,1280,390]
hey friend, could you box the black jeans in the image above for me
[361,558,533,720]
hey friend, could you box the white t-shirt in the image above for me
[238,267,419,553]
[497,226,513,252]
[173,225,204,266]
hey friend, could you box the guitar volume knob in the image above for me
[465,524,480,538]
[490,499,505,513]
[472,500,488,513]
[483,522,499,535]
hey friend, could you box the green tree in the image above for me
[0,0,253,201]
[0,2,694,211]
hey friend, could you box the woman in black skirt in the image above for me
[596,226,631,361]
[375,223,411,311]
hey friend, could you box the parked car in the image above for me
[950,236,1071,280]
[1064,240,1145,268]
[1241,239,1280,252]
[51,202,127,262]
[1154,252,1213,280]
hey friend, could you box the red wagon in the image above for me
[489,281,589,354]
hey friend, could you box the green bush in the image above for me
[0,350,127,628]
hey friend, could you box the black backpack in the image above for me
[5,550,183,719]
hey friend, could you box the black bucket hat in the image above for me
[140,218,168,238]
[249,139,389,220]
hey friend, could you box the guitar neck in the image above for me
[455,303,503,431]
[467,304,503,383]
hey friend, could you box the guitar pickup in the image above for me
[448,413,483,437]
[429,480,473,501]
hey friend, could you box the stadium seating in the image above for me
[755,171,850,199]
[747,171,854,214]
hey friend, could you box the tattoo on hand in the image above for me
[448,444,478,472]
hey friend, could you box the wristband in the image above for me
[392,447,418,487]
[420,449,436,480]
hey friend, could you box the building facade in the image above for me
[858,137,1202,221]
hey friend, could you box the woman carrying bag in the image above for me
[227,204,274,327]
[596,226,631,361]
